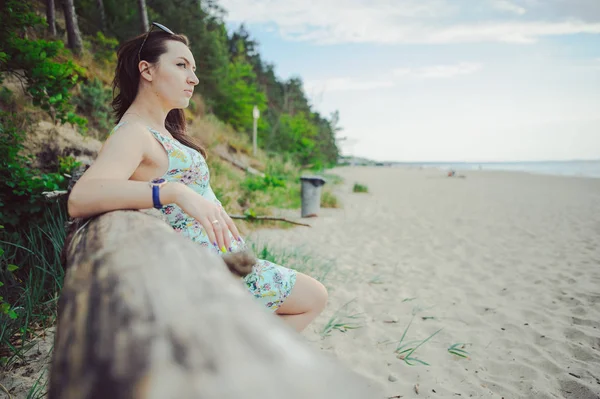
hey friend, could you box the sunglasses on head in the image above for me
[138,22,175,63]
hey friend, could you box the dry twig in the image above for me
[230,215,311,227]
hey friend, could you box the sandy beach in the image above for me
[250,167,600,399]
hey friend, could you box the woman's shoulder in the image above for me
[107,120,155,141]
[104,120,157,151]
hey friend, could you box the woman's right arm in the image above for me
[67,123,240,251]
[67,122,180,219]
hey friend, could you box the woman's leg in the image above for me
[276,272,328,332]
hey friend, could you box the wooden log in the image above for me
[49,210,377,399]
[216,152,265,177]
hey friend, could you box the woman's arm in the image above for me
[68,179,184,219]
[67,122,240,251]
[67,122,181,218]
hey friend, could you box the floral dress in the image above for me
[109,122,297,312]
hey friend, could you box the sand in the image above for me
[249,166,600,399]
[2,166,599,398]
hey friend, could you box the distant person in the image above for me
[67,22,327,332]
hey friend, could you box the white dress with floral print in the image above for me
[110,122,297,312]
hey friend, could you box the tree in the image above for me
[97,0,107,32]
[138,0,149,32]
[62,0,83,54]
[213,54,268,134]
[46,0,56,36]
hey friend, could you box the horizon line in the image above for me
[341,157,600,164]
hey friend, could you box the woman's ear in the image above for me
[139,61,153,82]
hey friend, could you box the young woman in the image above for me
[67,23,327,332]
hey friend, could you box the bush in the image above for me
[353,183,368,193]
[321,190,339,208]
[0,112,68,228]
[241,174,286,192]
[72,77,113,134]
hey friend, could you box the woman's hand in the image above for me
[174,183,241,252]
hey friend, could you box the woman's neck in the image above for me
[123,86,171,134]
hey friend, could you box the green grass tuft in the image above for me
[448,342,471,359]
[321,299,364,337]
[352,183,368,193]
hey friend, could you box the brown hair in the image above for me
[112,30,207,158]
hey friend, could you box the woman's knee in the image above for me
[310,277,328,313]
[278,273,328,315]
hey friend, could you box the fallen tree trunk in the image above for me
[49,209,376,399]
[216,151,265,177]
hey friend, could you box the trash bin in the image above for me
[300,175,326,218]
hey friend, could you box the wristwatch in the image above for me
[148,178,168,209]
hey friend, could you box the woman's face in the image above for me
[148,40,199,109]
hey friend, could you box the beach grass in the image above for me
[0,201,67,366]
[352,183,368,193]
[394,310,443,366]
[448,343,471,359]
[248,241,334,284]
[320,189,340,208]
[321,299,364,337]
[26,368,47,399]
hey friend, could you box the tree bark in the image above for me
[61,0,83,54]
[97,0,107,32]
[46,0,56,36]
[49,210,377,399]
[138,0,149,33]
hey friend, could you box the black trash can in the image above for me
[300,175,326,218]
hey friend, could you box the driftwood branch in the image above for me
[216,152,264,177]
[42,190,69,199]
[230,214,311,227]
[49,210,375,399]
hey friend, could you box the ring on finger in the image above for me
[211,220,219,224]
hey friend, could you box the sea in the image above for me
[397,160,600,179]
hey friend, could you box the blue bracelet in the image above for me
[152,185,162,209]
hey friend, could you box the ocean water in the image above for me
[405,160,600,179]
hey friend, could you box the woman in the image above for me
[68,23,327,332]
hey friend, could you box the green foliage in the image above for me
[0,87,13,105]
[90,31,119,65]
[0,0,87,128]
[241,174,286,192]
[237,165,303,211]
[214,56,268,134]
[0,201,68,362]
[58,155,82,176]
[321,190,339,208]
[274,113,317,164]
[353,183,368,193]
[72,77,113,134]
[0,112,69,228]
[0,264,18,321]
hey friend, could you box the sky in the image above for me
[218,0,600,162]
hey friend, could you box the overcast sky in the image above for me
[219,0,600,162]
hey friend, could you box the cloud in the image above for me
[393,62,483,78]
[305,62,482,94]
[219,0,600,44]
[304,77,395,93]
[490,0,527,15]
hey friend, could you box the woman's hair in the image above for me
[112,30,206,158]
